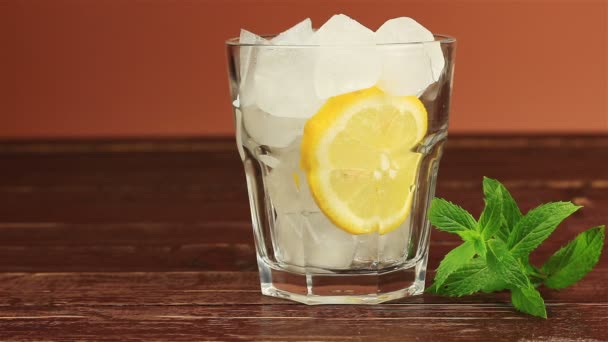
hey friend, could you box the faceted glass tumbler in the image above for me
[226,36,456,304]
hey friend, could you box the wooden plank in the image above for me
[0,136,606,153]
[0,138,237,153]
[0,137,607,195]
[1,138,607,190]
[0,180,605,222]
[0,138,606,224]
[0,192,604,272]
[0,185,604,272]
[0,271,604,306]
[0,304,605,341]
[0,229,604,273]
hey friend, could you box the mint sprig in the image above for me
[427,177,605,318]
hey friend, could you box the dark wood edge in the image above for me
[0,134,607,153]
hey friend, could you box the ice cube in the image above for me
[350,215,412,266]
[265,139,317,214]
[352,232,379,266]
[375,17,445,96]
[294,171,319,213]
[272,18,314,45]
[266,169,317,214]
[253,19,324,118]
[376,17,434,44]
[258,154,280,169]
[377,46,435,96]
[314,14,382,99]
[241,106,306,148]
[427,42,446,81]
[303,212,357,269]
[239,30,262,83]
[351,214,412,265]
[266,164,301,214]
[275,213,305,267]
[379,215,411,262]
[239,30,267,107]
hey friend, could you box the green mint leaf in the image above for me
[486,239,530,289]
[541,225,605,289]
[429,198,477,234]
[473,236,487,257]
[479,181,504,239]
[480,278,508,293]
[511,287,547,318]
[456,230,487,256]
[456,230,479,241]
[481,177,523,241]
[507,202,581,258]
[430,241,477,290]
[432,258,495,296]
[425,282,439,294]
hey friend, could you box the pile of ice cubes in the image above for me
[263,139,413,270]
[234,15,441,270]
[236,14,445,148]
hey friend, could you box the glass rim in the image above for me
[226,34,456,47]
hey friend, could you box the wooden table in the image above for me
[0,136,606,341]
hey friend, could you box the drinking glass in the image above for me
[226,35,456,304]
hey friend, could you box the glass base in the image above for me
[257,253,428,305]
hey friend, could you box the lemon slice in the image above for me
[301,87,427,235]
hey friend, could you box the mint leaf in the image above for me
[429,198,477,234]
[426,282,439,294]
[511,287,547,318]
[481,177,522,241]
[541,225,605,289]
[430,241,476,290]
[480,278,508,293]
[456,230,479,241]
[432,258,495,296]
[479,181,504,239]
[456,230,487,256]
[508,202,581,258]
[486,239,530,289]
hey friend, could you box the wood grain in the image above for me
[0,136,606,341]
[0,304,606,341]
[0,271,605,306]
[0,223,604,273]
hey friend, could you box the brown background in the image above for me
[1,0,607,138]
